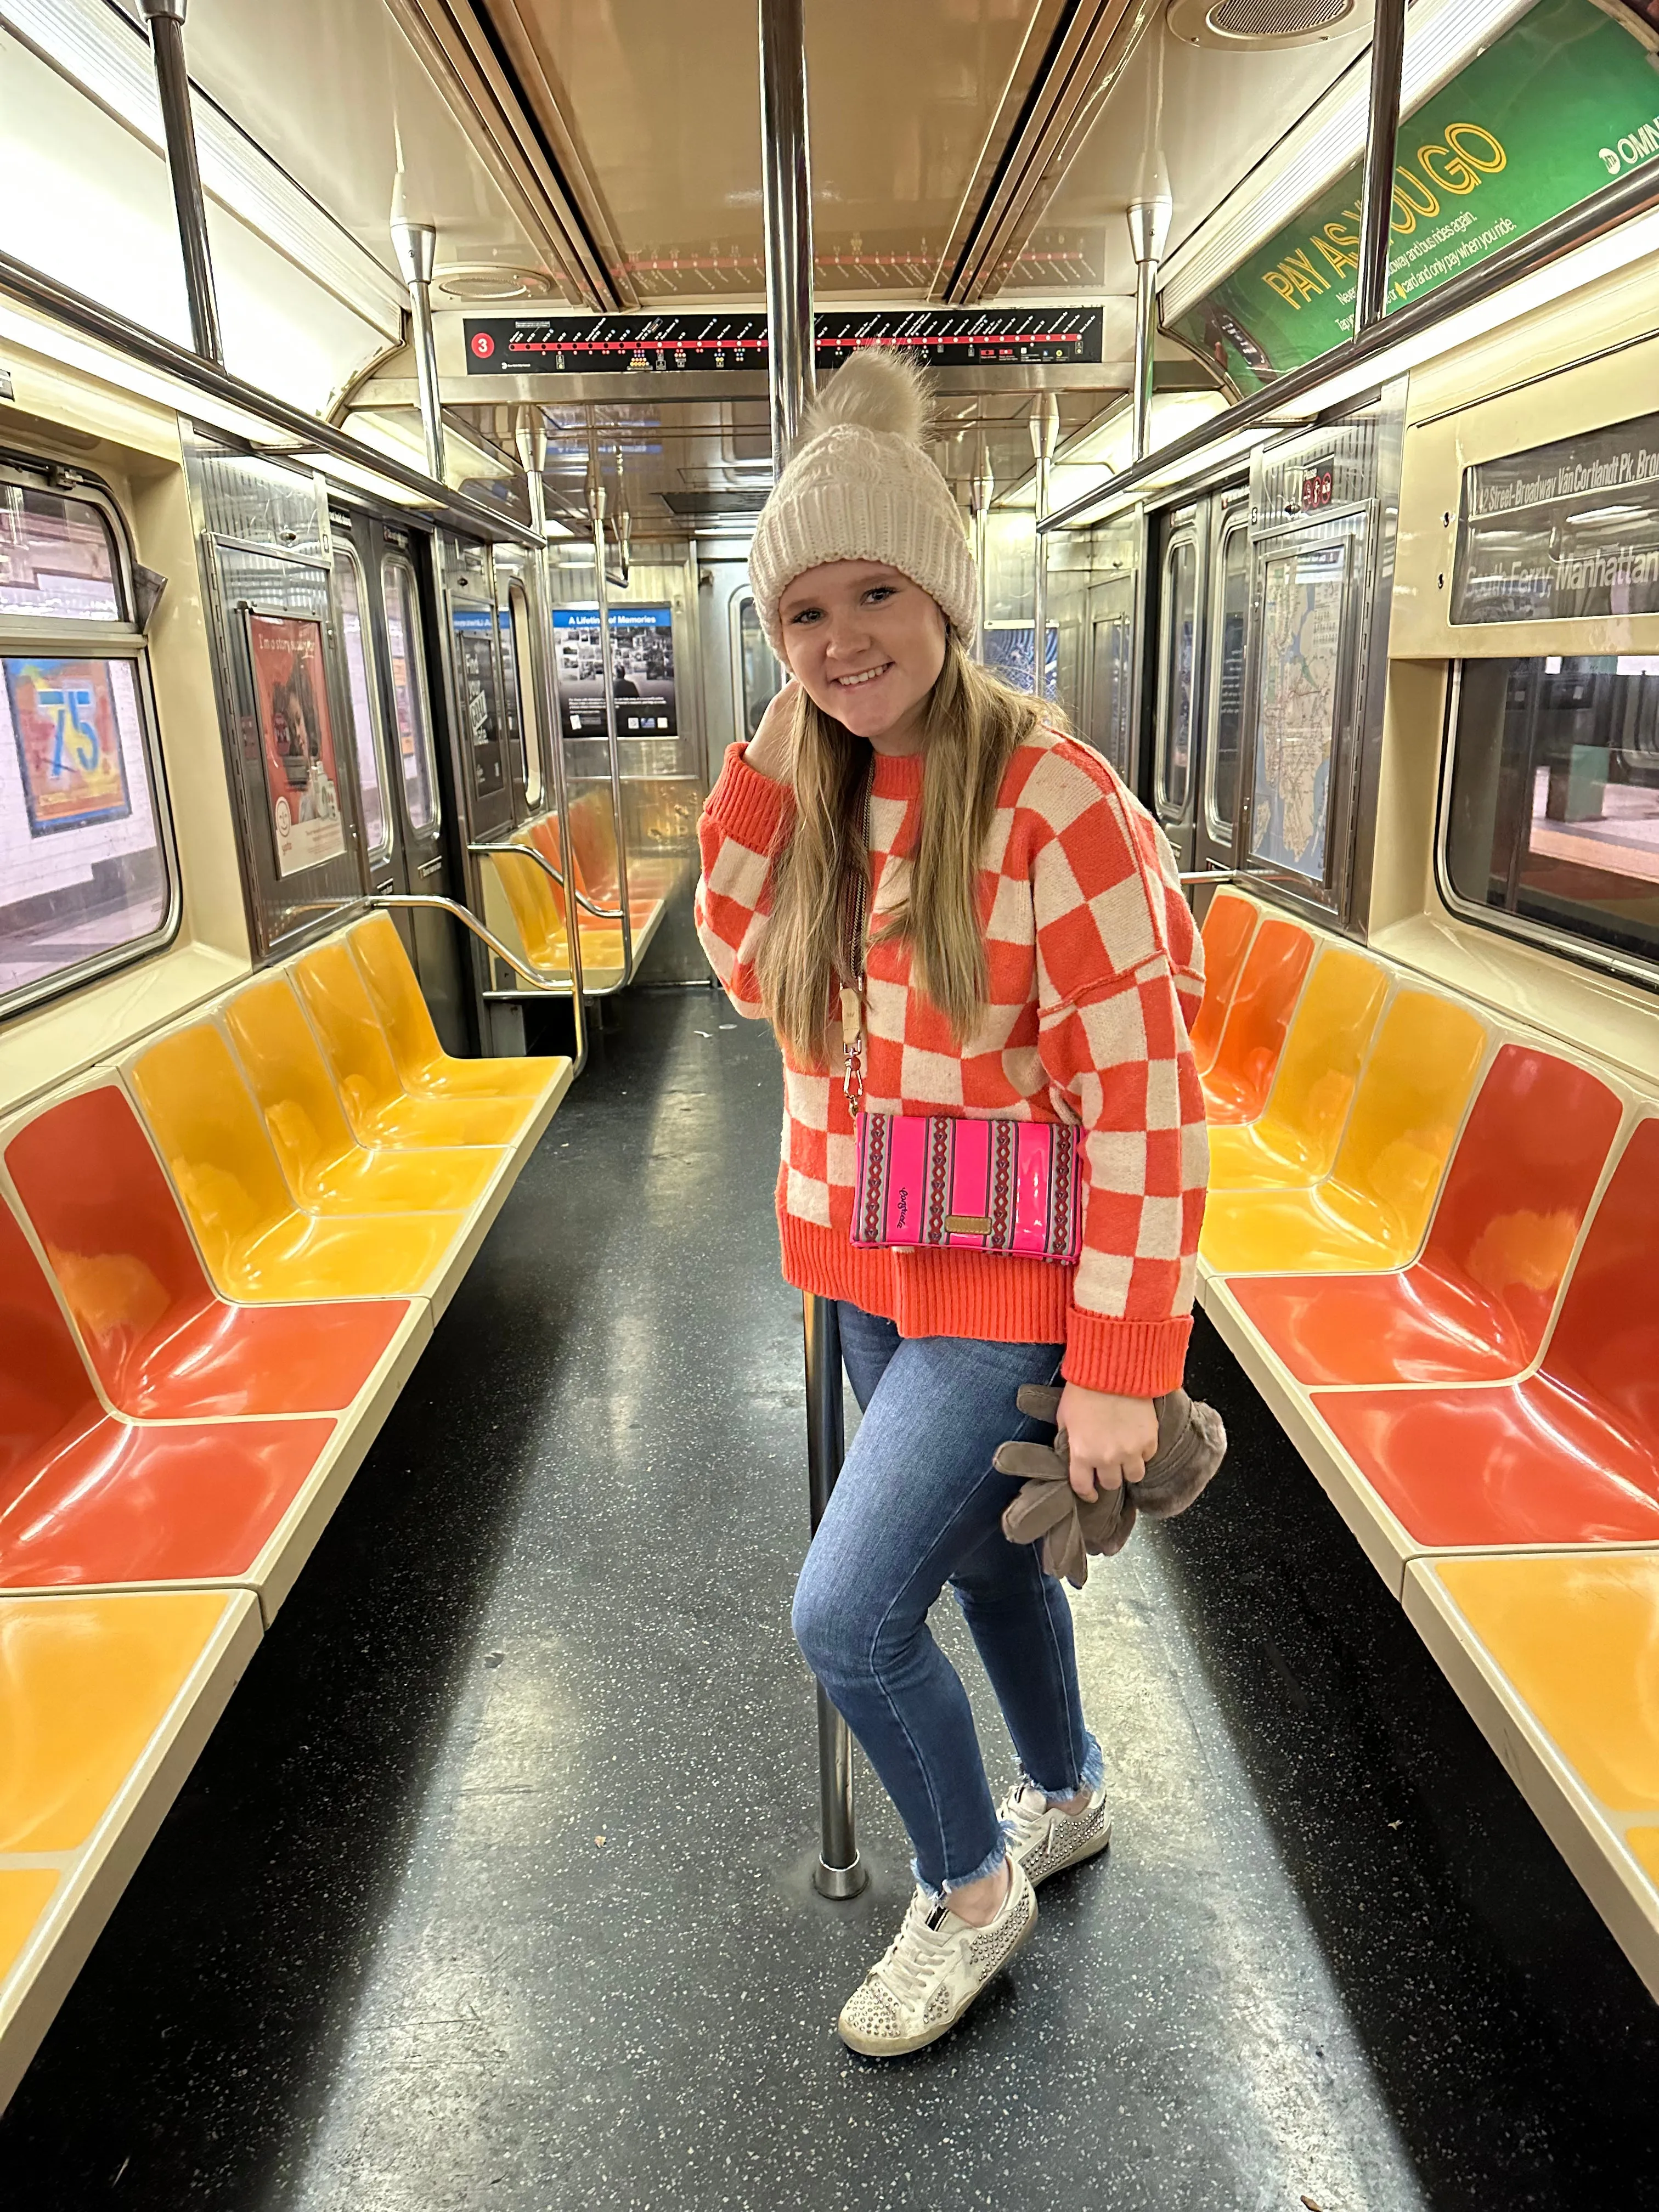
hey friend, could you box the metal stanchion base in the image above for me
[813,1855,868,1901]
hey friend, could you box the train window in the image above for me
[0,475,176,1014]
[1205,521,1249,839]
[1089,613,1133,781]
[0,484,121,621]
[1155,537,1198,816]
[736,594,782,741]
[380,556,440,833]
[1444,655,1659,977]
[506,586,543,806]
[336,549,391,862]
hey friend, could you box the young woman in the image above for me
[696,349,1207,2058]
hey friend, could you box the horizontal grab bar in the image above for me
[285,893,573,992]
[1177,867,1311,888]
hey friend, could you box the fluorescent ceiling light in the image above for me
[343,407,515,486]
[0,0,405,339]
[291,449,441,510]
[1161,0,1541,321]
[1000,392,1228,507]
[0,295,295,446]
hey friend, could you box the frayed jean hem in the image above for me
[912,1820,1014,1906]
[1022,1729,1105,1807]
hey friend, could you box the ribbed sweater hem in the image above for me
[777,1210,1192,1398]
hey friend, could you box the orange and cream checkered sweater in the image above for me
[694,728,1208,1397]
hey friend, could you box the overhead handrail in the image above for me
[469,839,625,922]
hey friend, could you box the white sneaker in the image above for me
[998,1778,1111,1887]
[837,1857,1037,2058]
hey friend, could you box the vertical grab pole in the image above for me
[586,414,636,985]
[1353,0,1407,334]
[138,0,222,366]
[1029,393,1059,701]
[759,0,865,1900]
[803,1293,865,1896]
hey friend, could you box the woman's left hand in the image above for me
[1055,1383,1158,1502]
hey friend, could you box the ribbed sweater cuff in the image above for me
[1062,1308,1192,1398]
[706,742,793,852]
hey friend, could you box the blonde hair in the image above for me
[757,634,1061,1063]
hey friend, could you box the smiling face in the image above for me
[777,560,949,753]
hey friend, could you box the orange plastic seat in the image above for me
[1231,1047,1622,1385]
[347,913,559,1102]
[288,943,535,1147]
[1188,893,1258,1074]
[1317,1116,1659,1548]
[0,1204,331,1590]
[1206,947,1389,1192]
[1200,986,1487,1274]
[1202,917,1313,1126]
[4,1085,408,1418]
[495,832,625,979]
[528,817,654,943]
[129,1024,465,1302]
[222,975,502,1213]
[565,791,679,909]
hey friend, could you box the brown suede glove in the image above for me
[994,1384,1227,1588]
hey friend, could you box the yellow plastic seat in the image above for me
[222,975,502,1214]
[1426,1554,1659,1817]
[347,913,561,1103]
[507,832,627,982]
[1201,988,1487,1274]
[289,943,535,1148]
[1207,947,1389,1192]
[0,1589,258,2107]
[129,1024,464,1301]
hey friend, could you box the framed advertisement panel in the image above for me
[245,610,347,878]
[4,655,132,833]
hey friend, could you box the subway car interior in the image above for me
[2,0,1659,2202]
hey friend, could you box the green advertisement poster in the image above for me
[1170,0,1659,394]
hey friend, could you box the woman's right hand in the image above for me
[743,681,798,783]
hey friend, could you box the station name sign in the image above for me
[1452,407,1659,624]
[462,308,1104,376]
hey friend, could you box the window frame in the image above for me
[379,550,442,837]
[506,582,543,808]
[334,540,394,865]
[0,456,181,1022]
[1435,656,1659,997]
[1202,511,1250,846]
[1154,528,1200,819]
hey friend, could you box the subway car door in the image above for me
[1150,503,1205,873]
[366,520,472,1053]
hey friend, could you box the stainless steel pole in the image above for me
[973,446,995,649]
[758,0,865,1901]
[391,219,446,486]
[516,407,589,1053]
[1127,196,1172,466]
[1028,394,1059,702]
[759,0,816,460]
[1354,0,1408,332]
[586,436,636,986]
[137,0,222,364]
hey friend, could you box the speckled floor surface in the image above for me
[4,990,1658,2211]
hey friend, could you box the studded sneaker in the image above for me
[836,1857,1038,2058]
[997,1778,1111,1887]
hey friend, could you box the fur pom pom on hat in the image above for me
[748,348,978,656]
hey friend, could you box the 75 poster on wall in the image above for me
[4,656,131,834]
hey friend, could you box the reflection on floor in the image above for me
[3,991,1657,2211]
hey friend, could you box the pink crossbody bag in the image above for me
[838,803,1082,1266]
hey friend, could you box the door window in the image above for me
[1156,536,1198,816]
[1206,520,1250,840]
[1090,613,1133,781]
[0,477,176,1011]
[381,556,439,833]
[736,594,783,741]
[336,548,391,862]
[503,586,543,805]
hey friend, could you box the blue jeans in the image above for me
[792,1303,1104,1899]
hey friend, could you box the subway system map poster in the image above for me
[1250,543,1347,880]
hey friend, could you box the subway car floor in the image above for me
[3,990,1659,2212]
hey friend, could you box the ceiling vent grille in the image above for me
[1167,0,1369,45]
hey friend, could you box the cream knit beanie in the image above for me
[748,349,977,656]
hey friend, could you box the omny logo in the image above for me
[1601,117,1659,176]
